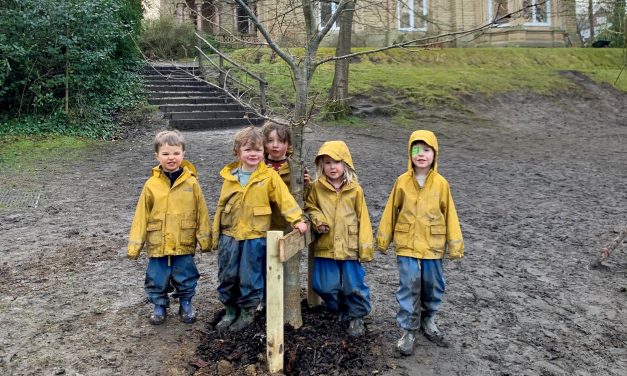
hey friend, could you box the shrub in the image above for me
[138,17,199,59]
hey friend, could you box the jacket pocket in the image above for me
[394,222,411,248]
[147,221,163,248]
[428,224,447,250]
[252,206,272,231]
[180,219,197,246]
[220,203,232,229]
[347,225,359,251]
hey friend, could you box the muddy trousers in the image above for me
[396,257,446,331]
[312,258,372,318]
[144,255,199,307]
[217,235,266,309]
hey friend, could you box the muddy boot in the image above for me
[397,329,416,356]
[149,304,166,325]
[229,308,255,331]
[347,318,366,338]
[421,316,449,347]
[216,305,239,333]
[178,299,197,324]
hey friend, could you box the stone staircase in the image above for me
[143,64,263,130]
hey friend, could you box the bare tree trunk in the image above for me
[588,0,595,42]
[328,0,355,118]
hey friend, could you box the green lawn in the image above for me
[224,47,626,109]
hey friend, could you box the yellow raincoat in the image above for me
[304,141,374,262]
[267,158,297,232]
[376,130,464,259]
[128,160,211,259]
[212,161,304,246]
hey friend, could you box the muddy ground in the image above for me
[1,72,626,375]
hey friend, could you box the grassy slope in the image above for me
[229,48,626,108]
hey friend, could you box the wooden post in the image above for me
[266,230,284,374]
[218,55,225,87]
[307,242,322,307]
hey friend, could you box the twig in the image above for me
[591,226,627,267]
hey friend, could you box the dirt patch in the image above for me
[1,74,626,375]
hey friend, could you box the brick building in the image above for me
[143,0,580,47]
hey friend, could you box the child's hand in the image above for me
[303,167,311,185]
[294,221,308,234]
[316,224,330,234]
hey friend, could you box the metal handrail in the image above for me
[195,33,267,114]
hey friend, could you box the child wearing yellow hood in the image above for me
[304,141,374,338]
[377,130,464,355]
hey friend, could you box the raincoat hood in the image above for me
[315,141,355,171]
[407,130,438,174]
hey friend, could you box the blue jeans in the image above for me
[396,257,446,330]
[312,258,371,318]
[217,235,266,309]
[144,255,199,307]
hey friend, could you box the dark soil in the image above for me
[1,72,626,376]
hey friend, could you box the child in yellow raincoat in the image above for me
[377,130,464,355]
[304,140,374,338]
[213,126,307,332]
[128,130,211,325]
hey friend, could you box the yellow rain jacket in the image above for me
[128,160,211,259]
[267,158,297,232]
[376,130,464,259]
[212,161,304,246]
[304,141,374,262]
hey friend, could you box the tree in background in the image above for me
[0,0,143,137]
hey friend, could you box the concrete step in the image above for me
[143,79,207,86]
[145,85,219,93]
[165,111,248,120]
[144,67,200,75]
[148,97,231,105]
[148,92,228,100]
[170,117,264,130]
[159,104,243,113]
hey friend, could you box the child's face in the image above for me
[155,143,184,173]
[411,142,434,172]
[321,155,345,182]
[238,141,264,172]
[264,130,289,160]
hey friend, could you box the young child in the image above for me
[377,130,464,355]
[261,119,296,232]
[213,126,307,332]
[128,130,211,325]
[304,140,374,338]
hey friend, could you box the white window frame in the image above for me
[318,1,339,30]
[397,0,427,31]
[523,0,551,26]
[487,0,511,27]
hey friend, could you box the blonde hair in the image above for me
[154,130,185,152]
[261,119,293,157]
[315,156,358,183]
[232,126,264,156]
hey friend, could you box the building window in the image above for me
[319,1,339,30]
[488,0,509,24]
[237,1,256,34]
[523,0,550,25]
[397,0,427,31]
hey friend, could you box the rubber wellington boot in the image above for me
[397,329,416,356]
[421,316,449,347]
[229,308,255,331]
[149,304,166,325]
[216,305,239,333]
[347,318,366,337]
[178,299,197,324]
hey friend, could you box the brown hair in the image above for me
[154,130,185,152]
[233,126,264,156]
[261,119,293,157]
